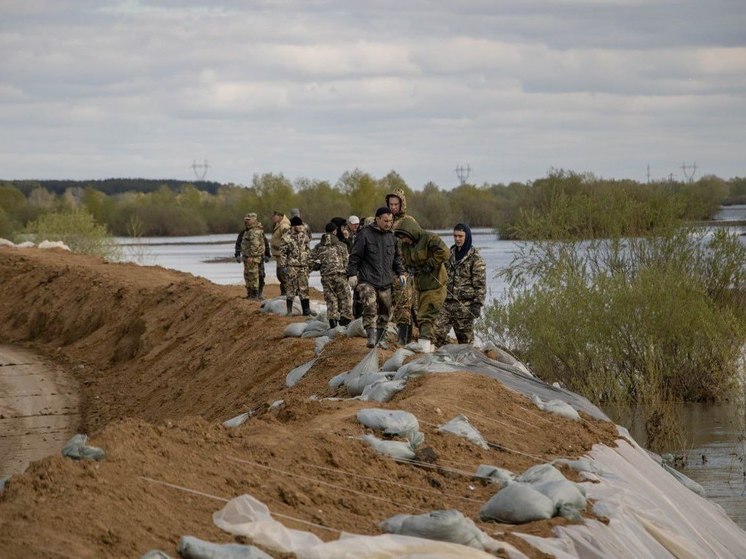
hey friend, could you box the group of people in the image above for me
[236,191,486,352]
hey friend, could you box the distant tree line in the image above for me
[1,170,743,240]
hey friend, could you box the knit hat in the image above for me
[348,215,360,225]
[325,222,337,233]
[375,207,392,217]
[290,216,303,227]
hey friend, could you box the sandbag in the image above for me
[473,464,515,485]
[328,371,348,389]
[356,408,420,436]
[301,320,329,338]
[437,415,489,449]
[261,297,291,315]
[359,379,407,403]
[479,482,554,524]
[344,372,389,397]
[516,463,566,485]
[177,535,272,559]
[314,336,330,355]
[139,551,172,559]
[61,434,105,461]
[532,479,587,519]
[360,434,415,461]
[379,509,499,551]
[286,359,317,387]
[346,317,366,338]
[382,348,415,372]
[283,322,308,337]
[223,412,251,428]
[531,394,580,421]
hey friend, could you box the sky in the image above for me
[1,0,745,190]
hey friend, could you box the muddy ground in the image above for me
[0,247,618,558]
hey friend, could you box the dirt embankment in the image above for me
[0,247,618,559]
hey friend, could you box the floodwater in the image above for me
[116,207,746,528]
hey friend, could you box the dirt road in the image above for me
[0,345,79,478]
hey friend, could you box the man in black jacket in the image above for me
[347,207,406,348]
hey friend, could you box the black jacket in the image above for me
[347,224,404,289]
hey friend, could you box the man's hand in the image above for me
[399,275,407,288]
[235,255,242,263]
[348,276,358,289]
[469,303,482,318]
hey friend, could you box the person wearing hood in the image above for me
[271,211,291,295]
[278,216,313,316]
[385,188,419,345]
[311,222,353,328]
[433,224,487,348]
[394,219,449,353]
[347,207,406,348]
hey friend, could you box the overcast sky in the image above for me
[2,0,744,189]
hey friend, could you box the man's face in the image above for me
[453,230,466,247]
[293,225,305,234]
[349,222,359,232]
[246,217,257,227]
[272,214,281,223]
[398,235,414,246]
[375,213,393,231]
[388,197,401,214]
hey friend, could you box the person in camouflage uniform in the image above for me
[347,207,406,348]
[278,215,313,316]
[433,223,487,347]
[311,222,353,328]
[239,213,266,300]
[394,218,449,353]
[271,211,291,295]
[385,188,420,345]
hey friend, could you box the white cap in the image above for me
[348,215,360,224]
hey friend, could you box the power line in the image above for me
[454,164,471,185]
[681,161,697,183]
[191,159,210,181]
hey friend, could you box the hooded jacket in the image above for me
[310,232,348,277]
[385,188,419,232]
[270,215,291,257]
[347,223,404,289]
[394,219,449,292]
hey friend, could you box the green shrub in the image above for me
[478,228,746,405]
[25,209,120,259]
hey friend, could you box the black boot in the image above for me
[338,316,351,327]
[397,323,411,345]
[256,289,264,300]
[286,298,294,316]
[301,298,312,316]
[366,328,377,348]
[329,318,338,329]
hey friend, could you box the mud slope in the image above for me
[0,247,618,559]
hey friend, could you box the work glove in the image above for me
[234,255,242,263]
[263,255,271,263]
[348,276,358,289]
[398,275,406,288]
[469,303,482,318]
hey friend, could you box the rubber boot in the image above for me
[329,318,338,329]
[246,287,253,300]
[286,298,294,316]
[301,298,312,316]
[338,316,351,327]
[256,289,264,301]
[366,328,377,348]
[397,323,410,345]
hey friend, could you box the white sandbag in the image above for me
[283,322,308,337]
[139,551,172,559]
[437,415,489,449]
[516,463,566,485]
[261,297,289,315]
[177,535,272,559]
[61,434,105,461]
[326,325,347,339]
[379,509,501,552]
[17,241,35,248]
[286,359,317,387]
[223,412,251,428]
[382,348,415,372]
[473,464,515,485]
[356,408,420,436]
[350,348,380,375]
[360,434,415,461]
[38,240,71,251]
[0,238,15,247]
[344,372,389,397]
[552,458,603,475]
[531,394,580,421]
[346,317,366,338]
[301,320,329,338]
[532,479,587,519]
[359,379,407,403]
[328,371,348,389]
[314,336,330,355]
[479,482,555,524]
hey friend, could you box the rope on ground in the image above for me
[138,475,340,534]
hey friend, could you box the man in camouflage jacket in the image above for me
[311,223,352,328]
[278,216,312,316]
[239,213,266,300]
[271,211,291,295]
[433,223,487,347]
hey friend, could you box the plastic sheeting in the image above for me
[61,434,105,461]
[286,358,318,387]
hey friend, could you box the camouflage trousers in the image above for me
[274,257,288,295]
[391,273,415,325]
[356,282,392,330]
[415,286,446,341]
[321,273,352,321]
[286,265,310,299]
[243,260,260,292]
[259,259,266,293]
[433,299,477,347]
